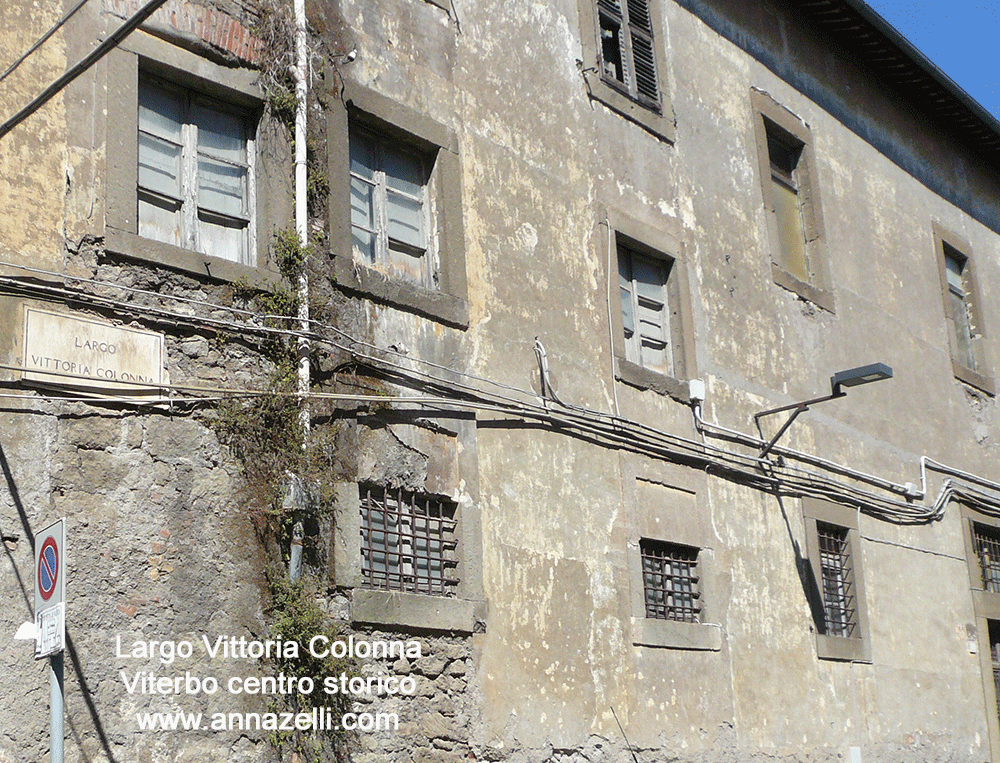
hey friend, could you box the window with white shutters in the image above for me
[138,76,254,264]
[618,243,673,376]
[350,127,433,287]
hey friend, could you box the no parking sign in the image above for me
[34,519,65,659]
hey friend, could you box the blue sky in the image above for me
[863,1,1000,121]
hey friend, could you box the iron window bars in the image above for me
[974,523,1000,593]
[817,523,857,638]
[640,539,701,623]
[360,485,458,596]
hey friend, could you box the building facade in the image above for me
[2,0,1000,761]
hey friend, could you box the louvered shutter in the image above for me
[595,0,659,107]
[626,0,659,104]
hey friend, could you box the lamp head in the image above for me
[831,362,893,396]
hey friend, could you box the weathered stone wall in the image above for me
[2,0,1000,761]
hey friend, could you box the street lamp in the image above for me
[754,363,893,458]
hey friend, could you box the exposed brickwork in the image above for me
[104,0,262,64]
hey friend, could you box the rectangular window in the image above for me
[640,539,701,623]
[597,0,660,108]
[944,244,978,372]
[933,224,994,394]
[974,523,1000,593]
[619,244,672,375]
[350,127,431,286]
[751,90,833,312]
[817,522,857,638]
[359,485,458,597]
[803,498,869,661]
[138,77,254,264]
[991,621,1000,729]
[766,125,808,284]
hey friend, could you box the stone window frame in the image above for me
[750,89,834,313]
[328,419,484,634]
[960,504,1000,760]
[624,460,721,651]
[332,481,483,633]
[576,0,675,142]
[600,208,696,401]
[329,83,469,329]
[933,222,995,396]
[802,497,870,662]
[105,32,285,284]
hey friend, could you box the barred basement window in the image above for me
[974,523,1000,593]
[640,539,700,623]
[360,485,458,597]
[817,523,857,638]
[597,0,660,109]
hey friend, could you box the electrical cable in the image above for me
[0,0,171,140]
[1,267,998,525]
[0,0,91,86]
[0,259,538,400]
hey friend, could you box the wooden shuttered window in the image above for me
[597,0,660,108]
[350,127,433,287]
[944,245,978,372]
[618,244,673,375]
[138,77,254,264]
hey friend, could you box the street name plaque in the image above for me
[22,308,164,396]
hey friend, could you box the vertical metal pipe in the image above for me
[289,521,304,583]
[293,0,310,434]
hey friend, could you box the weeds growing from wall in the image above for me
[265,570,355,761]
[215,220,356,759]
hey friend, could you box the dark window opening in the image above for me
[360,485,458,597]
[974,523,1000,593]
[640,539,701,623]
[817,523,857,638]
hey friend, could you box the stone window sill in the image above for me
[582,71,675,143]
[334,255,470,329]
[953,359,996,396]
[616,357,690,402]
[631,617,721,651]
[351,589,482,634]
[106,227,280,286]
[816,633,869,662]
[771,262,835,313]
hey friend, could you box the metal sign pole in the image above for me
[51,652,64,763]
[33,518,66,762]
